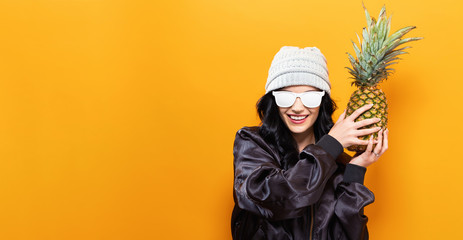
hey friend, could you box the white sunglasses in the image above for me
[272,90,325,108]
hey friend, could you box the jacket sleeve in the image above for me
[332,164,375,240]
[232,129,339,221]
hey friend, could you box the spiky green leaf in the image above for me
[347,4,422,87]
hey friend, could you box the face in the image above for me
[276,85,321,136]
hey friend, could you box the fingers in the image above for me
[354,117,381,128]
[350,129,388,168]
[354,139,370,146]
[347,104,373,121]
[373,129,383,154]
[357,127,381,136]
[337,109,347,122]
[381,128,389,154]
[352,137,381,146]
[365,136,374,153]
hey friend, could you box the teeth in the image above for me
[289,115,308,120]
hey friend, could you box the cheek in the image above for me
[309,108,320,121]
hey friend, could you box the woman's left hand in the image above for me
[349,128,389,168]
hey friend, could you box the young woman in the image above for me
[231,46,388,240]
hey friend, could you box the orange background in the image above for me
[0,0,462,239]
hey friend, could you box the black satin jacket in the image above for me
[231,126,375,240]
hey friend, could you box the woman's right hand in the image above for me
[328,104,381,148]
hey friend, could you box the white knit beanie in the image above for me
[265,46,331,95]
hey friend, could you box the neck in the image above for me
[292,128,316,153]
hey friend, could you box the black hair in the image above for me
[256,90,337,169]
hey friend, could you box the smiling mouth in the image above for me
[288,115,308,120]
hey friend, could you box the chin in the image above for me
[287,125,311,134]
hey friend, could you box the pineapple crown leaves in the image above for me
[346,3,423,87]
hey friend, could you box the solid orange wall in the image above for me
[0,0,462,239]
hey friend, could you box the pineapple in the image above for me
[346,4,422,152]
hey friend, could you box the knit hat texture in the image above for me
[265,46,331,95]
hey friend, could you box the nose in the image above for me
[290,97,305,112]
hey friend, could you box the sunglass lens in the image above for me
[301,93,322,108]
[275,92,295,107]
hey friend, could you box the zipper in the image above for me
[309,205,314,240]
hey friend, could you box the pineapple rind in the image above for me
[347,87,388,152]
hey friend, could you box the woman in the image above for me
[231,46,388,240]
